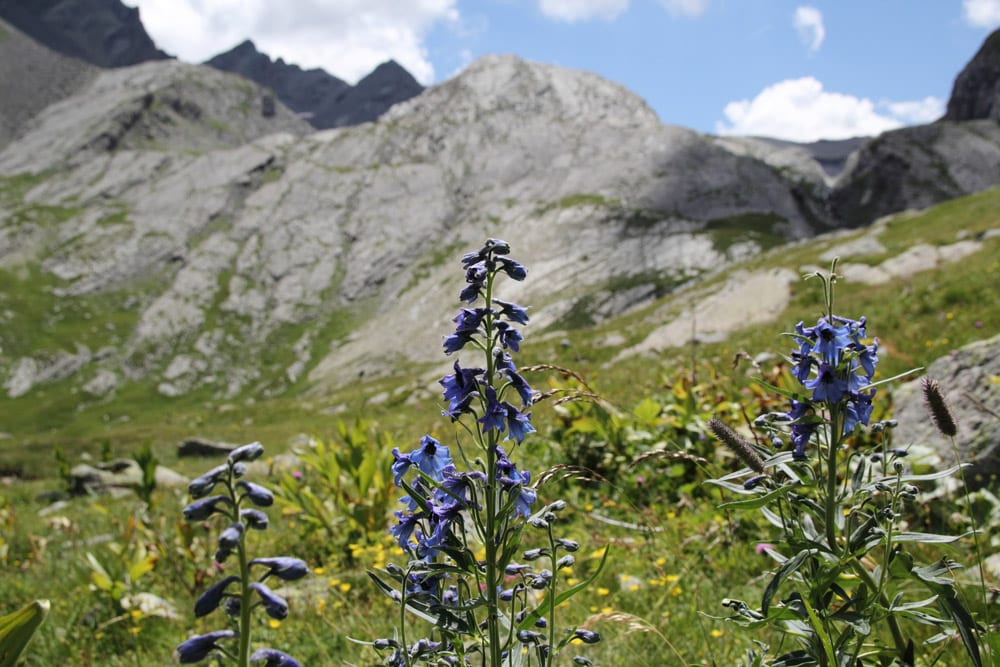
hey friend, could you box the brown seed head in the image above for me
[921,377,957,437]
[708,417,766,473]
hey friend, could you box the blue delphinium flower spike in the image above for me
[250,648,302,667]
[250,557,310,581]
[175,630,237,663]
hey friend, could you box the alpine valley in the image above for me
[1,6,999,473]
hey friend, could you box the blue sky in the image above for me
[124,0,1000,142]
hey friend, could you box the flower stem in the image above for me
[232,468,252,667]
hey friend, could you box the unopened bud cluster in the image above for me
[176,443,306,667]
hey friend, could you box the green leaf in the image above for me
[909,559,982,667]
[0,600,49,667]
[762,549,816,615]
[718,482,800,510]
[750,378,808,404]
[632,397,662,426]
[128,554,157,583]
[891,531,963,544]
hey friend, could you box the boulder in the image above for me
[68,458,188,495]
[892,333,1000,490]
[177,437,238,458]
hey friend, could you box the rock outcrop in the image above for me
[944,27,1000,122]
[0,0,169,67]
[0,18,99,149]
[892,334,1000,490]
[829,120,1000,226]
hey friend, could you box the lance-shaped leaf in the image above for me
[0,599,49,667]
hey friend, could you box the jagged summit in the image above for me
[308,58,423,128]
[387,54,660,129]
[0,0,169,67]
[206,40,349,122]
[944,27,1000,121]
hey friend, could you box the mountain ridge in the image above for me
[1,25,999,431]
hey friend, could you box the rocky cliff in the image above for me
[944,27,1000,121]
[0,0,169,67]
[0,17,99,148]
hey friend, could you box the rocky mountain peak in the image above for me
[0,0,169,67]
[206,39,349,123]
[386,54,660,129]
[944,27,1000,121]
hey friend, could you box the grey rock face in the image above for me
[0,18,99,149]
[893,334,1000,490]
[829,120,1000,226]
[0,59,311,174]
[944,28,1000,122]
[0,0,170,67]
[68,458,188,495]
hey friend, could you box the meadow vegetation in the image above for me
[2,188,999,665]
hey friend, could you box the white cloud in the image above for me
[657,0,709,18]
[715,77,945,142]
[886,97,946,125]
[121,0,459,84]
[793,6,824,52]
[963,0,1000,27]
[538,0,629,22]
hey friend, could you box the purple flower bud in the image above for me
[241,509,269,530]
[555,538,580,552]
[493,298,529,325]
[250,648,301,667]
[218,522,245,550]
[498,257,527,280]
[228,442,264,464]
[556,555,575,569]
[182,494,232,521]
[224,597,241,617]
[175,630,236,663]
[188,464,228,499]
[250,557,310,581]
[250,582,288,620]
[236,480,274,507]
[573,628,601,644]
[194,575,240,617]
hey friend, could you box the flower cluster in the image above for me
[783,314,879,457]
[370,240,601,666]
[176,443,307,667]
[707,264,984,667]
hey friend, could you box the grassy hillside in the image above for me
[1,187,998,665]
[1,186,998,478]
